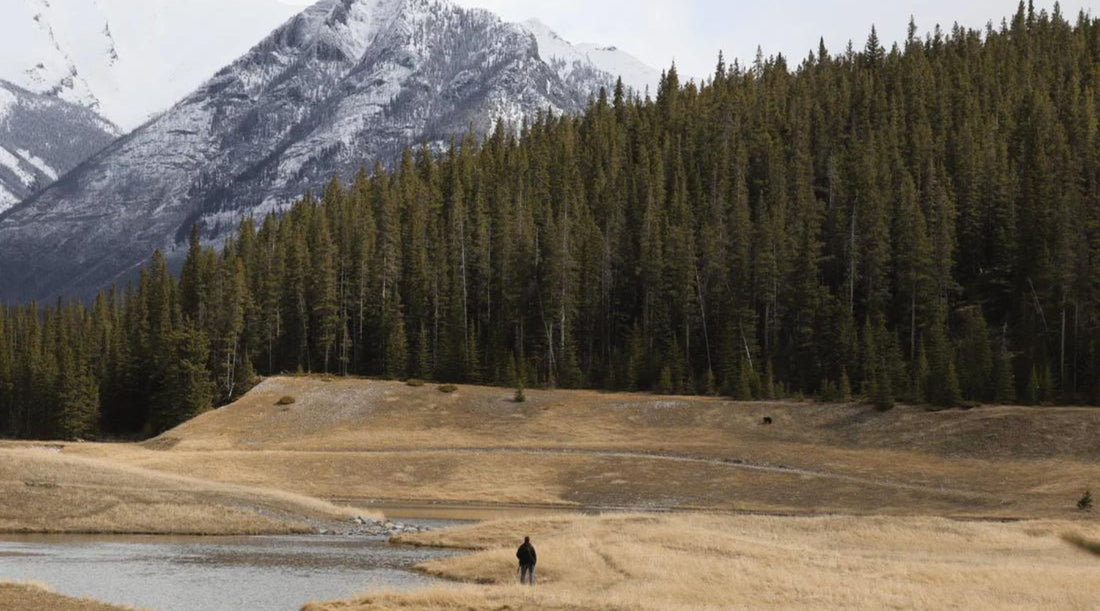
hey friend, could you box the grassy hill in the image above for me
[61,376,1100,519]
[153,377,1100,460]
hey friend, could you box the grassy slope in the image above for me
[305,513,1100,611]
[0,447,375,534]
[6,376,1098,610]
[0,582,131,611]
[64,376,1100,519]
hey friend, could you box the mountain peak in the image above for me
[0,0,305,130]
[518,19,659,95]
[0,0,650,302]
[1,0,659,132]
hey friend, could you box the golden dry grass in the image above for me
[0,448,379,534]
[0,581,134,611]
[54,376,1100,519]
[306,513,1100,611]
[1063,533,1100,556]
[64,445,1059,518]
[151,377,1100,460]
[3,377,1097,610]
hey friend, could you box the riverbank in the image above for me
[0,581,129,611]
[307,512,1100,610]
[0,448,379,535]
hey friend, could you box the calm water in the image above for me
[0,533,459,610]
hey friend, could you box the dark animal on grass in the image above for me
[761,416,773,425]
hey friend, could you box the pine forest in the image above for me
[3,4,1100,439]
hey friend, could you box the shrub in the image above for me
[1078,490,1093,511]
[514,386,526,403]
[438,384,458,394]
[275,396,296,406]
[406,379,425,387]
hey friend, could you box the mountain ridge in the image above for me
[0,0,305,131]
[0,0,657,302]
[0,79,117,214]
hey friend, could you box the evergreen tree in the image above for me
[4,12,1100,438]
[956,307,994,401]
[992,338,1017,404]
[149,321,213,435]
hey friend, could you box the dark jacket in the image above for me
[516,541,537,566]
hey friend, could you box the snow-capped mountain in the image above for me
[521,19,659,97]
[0,0,305,131]
[0,0,656,302]
[0,79,117,213]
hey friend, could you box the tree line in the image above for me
[2,3,1099,439]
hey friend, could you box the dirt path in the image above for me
[314,446,998,501]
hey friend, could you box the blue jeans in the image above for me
[520,564,536,585]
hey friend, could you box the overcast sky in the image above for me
[279,1,1099,80]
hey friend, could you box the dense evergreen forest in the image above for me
[3,3,1100,439]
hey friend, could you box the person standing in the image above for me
[516,536,537,585]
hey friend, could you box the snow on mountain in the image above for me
[0,0,304,131]
[0,79,117,213]
[0,86,17,121]
[521,19,660,97]
[0,0,659,302]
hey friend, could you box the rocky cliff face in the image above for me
[0,0,654,302]
[0,80,117,213]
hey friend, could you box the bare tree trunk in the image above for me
[224,338,237,399]
[739,321,754,373]
[560,204,568,365]
[695,266,713,375]
[545,321,556,384]
[764,303,771,359]
[1027,278,1049,334]
[1073,302,1079,394]
[1060,303,1066,396]
[486,235,492,334]
[461,217,469,365]
[849,198,857,313]
[910,290,917,362]
[357,277,365,373]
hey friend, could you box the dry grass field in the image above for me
[0,581,133,610]
[306,513,1100,610]
[59,376,1100,519]
[3,376,1099,610]
[0,447,376,534]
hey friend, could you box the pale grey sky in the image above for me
[283,0,1098,80]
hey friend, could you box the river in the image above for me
[0,531,459,610]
